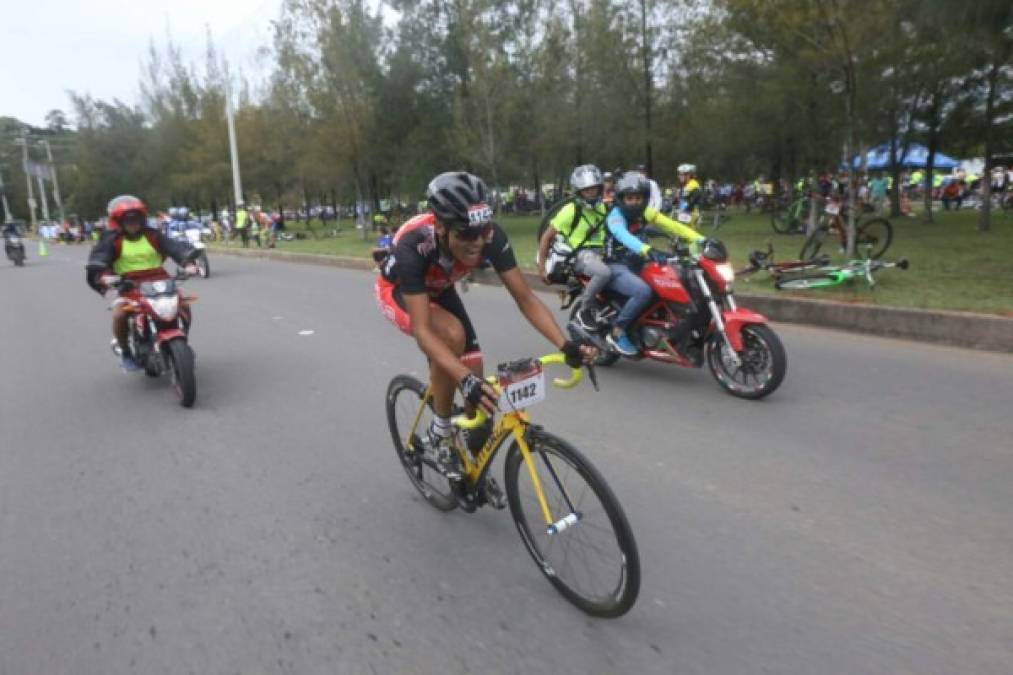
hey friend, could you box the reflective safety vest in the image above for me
[114,234,162,275]
[235,208,249,229]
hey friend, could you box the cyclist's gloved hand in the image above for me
[647,248,669,265]
[459,373,498,416]
[561,339,584,368]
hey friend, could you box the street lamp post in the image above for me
[14,137,38,232]
[38,140,66,222]
[0,167,13,223]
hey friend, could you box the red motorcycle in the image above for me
[560,238,787,399]
[106,271,199,407]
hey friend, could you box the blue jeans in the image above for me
[607,263,653,329]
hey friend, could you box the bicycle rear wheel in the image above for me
[386,375,457,511]
[799,225,829,260]
[505,431,640,617]
[770,205,797,234]
[854,218,892,259]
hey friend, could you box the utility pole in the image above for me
[39,139,65,222]
[15,137,38,231]
[224,78,244,209]
[641,0,653,176]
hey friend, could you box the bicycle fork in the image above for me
[516,426,582,536]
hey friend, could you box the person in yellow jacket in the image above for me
[234,203,250,248]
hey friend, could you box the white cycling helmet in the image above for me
[677,163,697,175]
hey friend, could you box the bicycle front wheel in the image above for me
[386,375,457,511]
[854,218,892,259]
[775,273,835,290]
[505,431,640,617]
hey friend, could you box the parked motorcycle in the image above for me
[106,270,199,407]
[4,228,26,266]
[560,237,787,399]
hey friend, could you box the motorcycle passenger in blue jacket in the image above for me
[603,171,704,356]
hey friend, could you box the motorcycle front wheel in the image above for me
[164,338,197,407]
[706,324,786,399]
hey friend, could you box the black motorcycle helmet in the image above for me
[426,171,491,232]
[614,171,651,223]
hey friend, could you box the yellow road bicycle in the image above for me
[385,353,640,617]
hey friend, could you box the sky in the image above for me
[0,0,284,127]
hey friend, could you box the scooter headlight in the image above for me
[148,295,179,321]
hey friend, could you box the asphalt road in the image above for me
[1,245,1011,675]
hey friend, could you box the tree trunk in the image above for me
[889,136,902,218]
[978,62,998,233]
[844,61,857,258]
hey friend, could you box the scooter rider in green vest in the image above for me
[85,195,199,371]
[536,164,610,331]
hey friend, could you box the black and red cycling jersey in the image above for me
[380,213,517,296]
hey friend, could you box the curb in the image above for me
[210,246,1013,353]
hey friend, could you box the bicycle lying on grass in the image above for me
[386,353,640,617]
[737,243,831,279]
[774,257,909,290]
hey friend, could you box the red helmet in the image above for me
[106,195,147,230]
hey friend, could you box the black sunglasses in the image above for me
[450,224,492,242]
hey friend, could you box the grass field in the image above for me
[214,208,1013,315]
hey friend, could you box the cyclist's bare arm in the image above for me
[500,268,568,349]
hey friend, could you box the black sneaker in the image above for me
[572,306,598,332]
[479,476,507,510]
[428,429,463,481]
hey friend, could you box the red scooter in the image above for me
[561,238,787,399]
[106,271,199,407]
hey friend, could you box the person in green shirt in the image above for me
[537,164,609,330]
[234,203,250,248]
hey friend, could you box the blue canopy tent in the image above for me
[848,143,960,170]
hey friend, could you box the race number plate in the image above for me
[677,211,692,223]
[498,362,546,410]
[825,202,841,215]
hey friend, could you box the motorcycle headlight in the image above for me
[148,295,179,321]
[715,262,735,283]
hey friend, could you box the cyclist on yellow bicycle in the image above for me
[375,172,594,481]
[677,163,702,226]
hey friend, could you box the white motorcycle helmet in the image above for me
[677,163,697,175]
[570,164,604,208]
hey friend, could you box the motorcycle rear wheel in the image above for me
[706,324,786,399]
[165,338,197,407]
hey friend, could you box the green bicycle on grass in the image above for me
[774,257,909,290]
